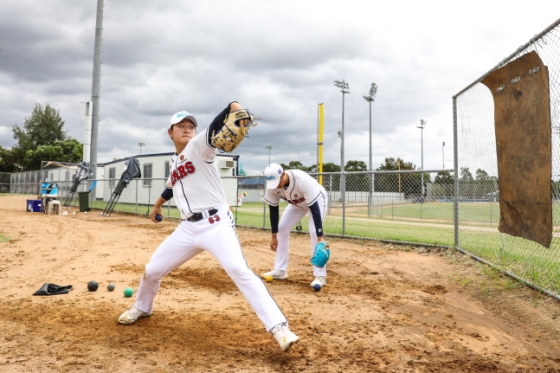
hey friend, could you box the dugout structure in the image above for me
[453,18,560,298]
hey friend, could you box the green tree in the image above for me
[345,160,367,171]
[280,161,311,172]
[22,139,83,171]
[460,167,473,181]
[321,162,341,172]
[345,160,369,191]
[375,157,422,197]
[475,168,490,180]
[475,168,497,197]
[6,103,81,171]
[435,171,454,184]
[434,171,454,197]
[0,146,20,172]
[458,167,474,197]
[13,103,67,150]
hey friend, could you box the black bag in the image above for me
[32,283,73,296]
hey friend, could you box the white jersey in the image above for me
[165,128,228,219]
[263,169,327,209]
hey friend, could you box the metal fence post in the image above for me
[453,96,459,250]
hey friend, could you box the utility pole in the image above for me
[86,0,104,207]
[334,79,350,235]
[90,0,104,182]
[442,141,445,169]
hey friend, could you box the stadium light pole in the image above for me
[363,82,378,173]
[334,79,350,171]
[334,79,350,235]
[363,82,378,217]
[138,142,145,155]
[417,119,426,199]
[266,145,272,164]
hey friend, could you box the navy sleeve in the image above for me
[309,202,324,237]
[161,188,173,201]
[270,205,279,233]
[207,101,238,144]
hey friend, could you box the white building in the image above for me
[98,152,240,206]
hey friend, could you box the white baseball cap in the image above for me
[264,163,284,189]
[169,111,198,129]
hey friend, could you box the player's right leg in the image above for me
[118,223,203,324]
[202,209,299,351]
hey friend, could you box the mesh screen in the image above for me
[455,21,560,294]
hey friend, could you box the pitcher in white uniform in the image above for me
[117,102,299,352]
[261,163,329,290]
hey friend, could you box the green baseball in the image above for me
[124,287,134,297]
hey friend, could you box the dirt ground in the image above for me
[1,195,560,373]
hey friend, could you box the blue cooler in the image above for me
[26,199,42,213]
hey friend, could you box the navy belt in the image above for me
[185,208,218,222]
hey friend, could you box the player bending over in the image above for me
[261,163,329,290]
[118,102,299,352]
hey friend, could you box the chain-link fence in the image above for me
[6,169,455,248]
[234,170,455,248]
[454,18,560,297]
[8,162,91,202]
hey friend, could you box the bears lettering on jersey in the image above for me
[171,161,196,186]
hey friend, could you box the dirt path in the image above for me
[1,194,559,372]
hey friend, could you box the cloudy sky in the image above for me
[0,0,558,175]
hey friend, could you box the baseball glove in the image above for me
[310,241,330,268]
[211,109,256,152]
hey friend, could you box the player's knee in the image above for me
[143,265,163,283]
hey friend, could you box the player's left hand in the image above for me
[229,102,250,127]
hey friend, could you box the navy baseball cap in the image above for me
[169,111,198,128]
[264,163,283,189]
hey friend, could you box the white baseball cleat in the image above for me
[271,323,299,352]
[261,269,288,280]
[310,276,327,288]
[118,306,152,325]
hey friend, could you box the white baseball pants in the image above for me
[134,206,287,332]
[274,196,328,276]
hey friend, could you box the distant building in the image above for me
[99,152,240,206]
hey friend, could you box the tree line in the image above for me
[0,104,83,172]
[279,159,508,199]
